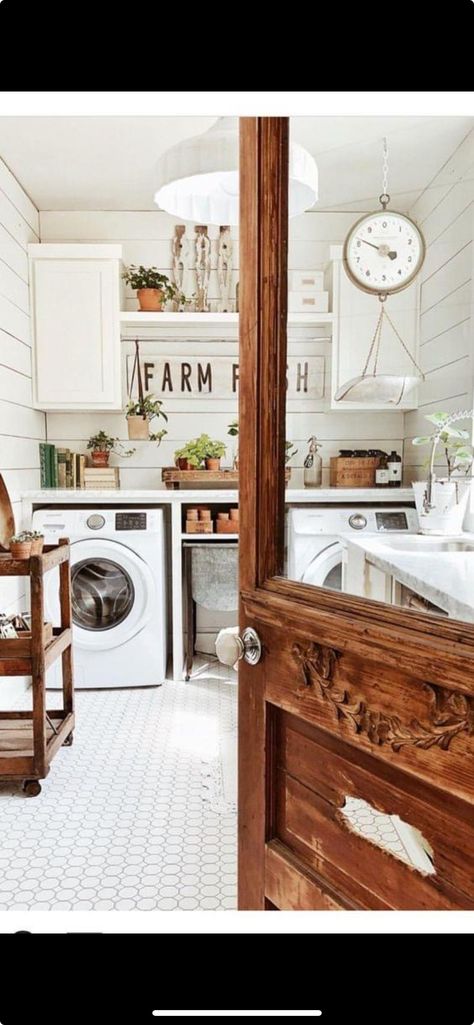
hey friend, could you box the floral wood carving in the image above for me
[292,642,474,753]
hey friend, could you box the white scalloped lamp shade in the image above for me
[334,374,419,405]
[154,117,318,225]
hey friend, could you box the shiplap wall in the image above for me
[0,158,43,704]
[404,129,474,487]
[40,209,405,489]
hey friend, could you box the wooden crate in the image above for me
[185,520,214,534]
[329,457,379,488]
[216,519,240,534]
[162,467,291,489]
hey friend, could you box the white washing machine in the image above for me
[32,507,167,689]
[288,505,419,589]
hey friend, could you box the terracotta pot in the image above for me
[90,450,110,467]
[30,537,44,555]
[176,457,192,470]
[127,415,149,440]
[205,458,221,471]
[137,288,165,312]
[10,541,32,560]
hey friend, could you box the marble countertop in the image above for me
[344,533,474,621]
[22,487,415,505]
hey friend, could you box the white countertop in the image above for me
[22,487,415,505]
[345,533,474,621]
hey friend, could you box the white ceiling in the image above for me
[0,115,471,213]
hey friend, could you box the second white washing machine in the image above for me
[32,507,167,689]
[287,505,419,590]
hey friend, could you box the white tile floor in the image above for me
[0,659,237,911]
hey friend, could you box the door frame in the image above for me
[237,116,474,910]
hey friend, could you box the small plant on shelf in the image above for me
[22,530,44,555]
[285,441,298,464]
[125,395,168,442]
[174,434,227,471]
[87,431,135,467]
[227,419,239,468]
[9,532,33,560]
[122,265,181,312]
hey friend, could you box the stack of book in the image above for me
[84,467,120,490]
[39,444,86,488]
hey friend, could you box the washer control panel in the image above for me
[115,512,147,530]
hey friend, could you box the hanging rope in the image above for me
[128,338,145,410]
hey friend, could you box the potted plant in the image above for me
[412,410,473,534]
[9,532,32,560]
[122,265,180,312]
[24,530,44,555]
[87,431,135,466]
[201,435,227,471]
[174,438,206,471]
[125,395,168,442]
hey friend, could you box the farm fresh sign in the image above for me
[126,355,325,401]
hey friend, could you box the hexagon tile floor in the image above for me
[0,660,237,912]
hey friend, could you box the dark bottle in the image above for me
[375,452,390,488]
[388,450,402,488]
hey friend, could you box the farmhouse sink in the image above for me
[378,536,474,553]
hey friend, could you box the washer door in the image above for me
[47,538,156,651]
[301,541,344,591]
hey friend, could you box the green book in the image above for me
[47,444,57,488]
[39,443,49,487]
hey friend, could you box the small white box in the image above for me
[288,291,329,313]
[292,270,325,291]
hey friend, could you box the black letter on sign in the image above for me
[181,364,192,392]
[297,362,309,393]
[232,364,239,392]
[162,363,173,391]
[198,363,212,392]
[144,362,154,390]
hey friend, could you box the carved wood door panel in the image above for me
[238,117,474,910]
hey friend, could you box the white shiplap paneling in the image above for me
[0,157,43,705]
[404,130,474,488]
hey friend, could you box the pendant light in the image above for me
[334,298,425,405]
[154,117,318,225]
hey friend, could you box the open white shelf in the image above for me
[120,311,333,327]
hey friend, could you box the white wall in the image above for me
[0,158,44,704]
[40,209,404,490]
[404,129,474,484]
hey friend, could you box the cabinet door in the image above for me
[331,253,420,411]
[31,257,121,410]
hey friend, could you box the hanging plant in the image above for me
[126,340,168,441]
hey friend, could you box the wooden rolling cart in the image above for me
[0,538,74,796]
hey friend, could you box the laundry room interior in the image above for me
[0,105,473,913]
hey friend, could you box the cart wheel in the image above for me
[23,780,42,797]
[63,732,74,746]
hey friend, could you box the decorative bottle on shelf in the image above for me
[375,452,390,488]
[304,436,322,488]
[388,449,402,488]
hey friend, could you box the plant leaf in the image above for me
[425,412,449,425]
[412,436,431,446]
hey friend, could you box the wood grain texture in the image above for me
[237,118,474,910]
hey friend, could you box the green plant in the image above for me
[10,531,31,543]
[125,394,168,423]
[122,265,178,302]
[87,430,135,458]
[174,434,227,468]
[22,530,43,540]
[227,419,239,437]
[412,411,473,480]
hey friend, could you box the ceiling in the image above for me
[0,115,471,213]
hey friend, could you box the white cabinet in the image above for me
[330,245,420,411]
[29,244,122,410]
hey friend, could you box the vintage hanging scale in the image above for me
[336,139,426,405]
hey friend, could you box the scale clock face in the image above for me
[343,210,425,295]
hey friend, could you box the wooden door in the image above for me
[238,117,474,911]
